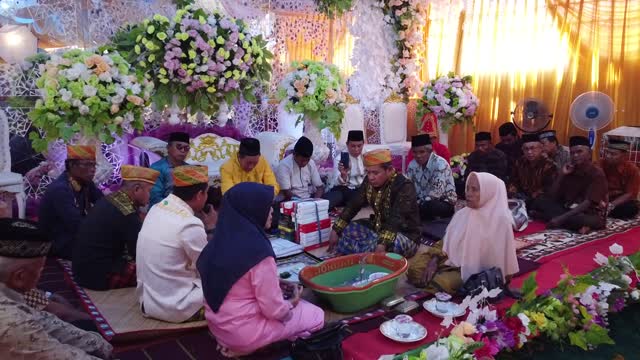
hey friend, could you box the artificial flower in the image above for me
[594,252,609,266]
[609,243,623,255]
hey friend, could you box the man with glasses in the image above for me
[508,133,557,205]
[149,132,191,207]
[39,145,103,259]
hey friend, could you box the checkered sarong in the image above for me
[337,220,417,258]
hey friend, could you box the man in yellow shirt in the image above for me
[220,138,279,196]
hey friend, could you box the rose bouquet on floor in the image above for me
[28,49,153,151]
[108,4,272,116]
[418,72,479,132]
[277,60,346,138]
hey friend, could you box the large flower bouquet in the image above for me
[418,72,479,132]
[28,49,153,151]
[380,0,429,97]
[109,4,272,116]
[277,60,346,138]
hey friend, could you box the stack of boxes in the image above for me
[279,199,331,249]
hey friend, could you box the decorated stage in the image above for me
[35,214,640,360]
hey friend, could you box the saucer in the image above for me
[379,319,427,343]
[423,299,466,318]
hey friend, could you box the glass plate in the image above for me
[379,319,427,343]
[423,299,466,318]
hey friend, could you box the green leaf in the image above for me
[584,324,614,347]
[568,331,588,350]
[522,272,539,302]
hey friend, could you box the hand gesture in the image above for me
[561,163,575,176]
[199,204,218,231]
[327,230,339,253]
[338,162,349,181]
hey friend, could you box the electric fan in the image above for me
[569,91,614,146]
[511,98,552,133]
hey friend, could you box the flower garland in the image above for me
[108,4,273,116]
[418,72,479,132]
[28,49,153,151]
[314,0,354,19]
[404,243,640,359]
[277,60,346,138]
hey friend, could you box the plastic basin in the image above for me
[299,252,408,313]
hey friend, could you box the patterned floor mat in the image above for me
[516,217,640,261]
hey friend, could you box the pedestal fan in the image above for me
[569,92,614,146]
[511,98,552,133]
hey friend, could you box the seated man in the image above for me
[149,132,190,207]
[328,149,421,258]
[73,166,160,291]
[533,136,608,234]
[0,218,112,359]
[136,165,217,323]
[539,130,570,170]
[220,137,279,196]
[508,133,557,204]
[406,134,457,221]
[39,145,103,259]
[275,136,324,201]
[495,122,523,178]
[324,130,365,209]
[600,140,640,219]
[466,132,509,183]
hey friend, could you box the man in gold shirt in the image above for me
[220,138,279,196]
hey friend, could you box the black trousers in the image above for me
[419,200,455,221]
[610,200,640,220]
[530,196,605,232]
[323,186,358,209]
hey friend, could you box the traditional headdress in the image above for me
[121,165,160,185]
[173,165,209,187]
[66,145,96,160]
[569,136,590,148]
[363,149,392,166]
[347,130,364,142]
[168,132,190,143]
[411,134,431,147]
[475,132,492,142]
[293,136,314,158]
[239,138,261,156]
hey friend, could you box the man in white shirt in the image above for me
[323,130,365,209]
[136,165,217,323]
[275,136,324,201]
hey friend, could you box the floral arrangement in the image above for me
[418,72,479,132]
[450,153,469,180]
[405,334,483,360]
[400,244,639,359]
[28,49,153,151]
[277,60,346,138]
[380,0,430,97]
[109,4,273,116]
[315,0,354,18]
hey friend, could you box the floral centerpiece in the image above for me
[450,153,469,180]
[109,4,272,116]
[277,60,346,138]
[28,49,153,151]
[418,72,479,132]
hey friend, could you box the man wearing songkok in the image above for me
[405,114,452,167]
[600,140,640,219]
[275,136,324,201]
[328,149,421,258]
[406,134,457,221]
[136,165,217,323]
[0,218,113,359]
[466,132,509,183]
[73,166,160,291]
[324,130,366,209]
[495,122,523,178]
[149,131,190,207]
[39,145,103,260]
[539,130,570,170]
[533,136,608,234]
[220,137,279,196]
[508,133,557,203]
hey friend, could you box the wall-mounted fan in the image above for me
[511,98,552,133]
[569,91,614,146]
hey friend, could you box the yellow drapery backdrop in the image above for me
[274,0,639,155]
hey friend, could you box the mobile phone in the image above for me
[340,152,350,169]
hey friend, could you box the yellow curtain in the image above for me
[425,0,640,155]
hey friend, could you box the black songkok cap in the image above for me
[0,219,50,258]
[569,136,591,148]
[239,138,261,156]
[607,139,630,152]
[538,130,557,141]
[411,134,431,147]
[347,130,364,142]
[294,136,314,158]
[475,132,492,142]
[168,132,190,143]
[521,133,541,144]
[498,123,518,137]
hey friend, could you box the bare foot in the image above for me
[578,226,591,235]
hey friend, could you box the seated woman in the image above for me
[197,182,324,357]
[408,172,519,293]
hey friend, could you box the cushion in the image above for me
[187,134,240,178]
[380,102,408,144]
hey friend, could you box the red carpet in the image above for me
[342,225,640,360]
[515,220,546,237]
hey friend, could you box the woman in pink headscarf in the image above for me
[408,172,519,293]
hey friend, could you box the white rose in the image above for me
[424,344,449,360]
[594,252,609,266]
[72,99,82,107]
[98,72,112,82]
[79,105,90,115]
[130,83,141,95]
[609,243,623,255]
[83,85,97,98]
[631,290,639,300]
[59,89,73,102]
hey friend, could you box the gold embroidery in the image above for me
[69,176,82,192]
[384,93,406,103]
[366,172,397,233]
[157,199,190,218]
[106,191,136,216]
[187,134,239,163]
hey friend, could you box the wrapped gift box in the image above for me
[280,199,330,217]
